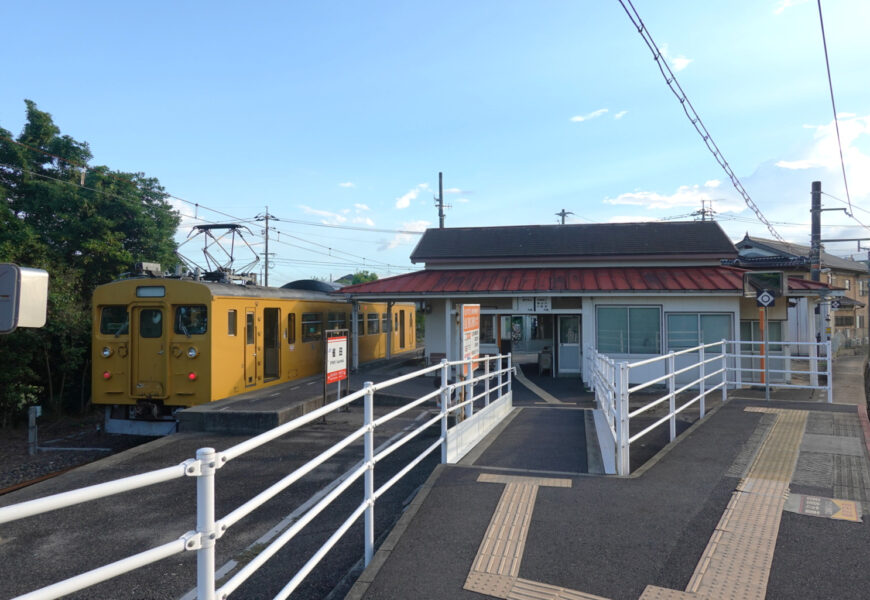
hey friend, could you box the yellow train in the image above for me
[92,276,416,430]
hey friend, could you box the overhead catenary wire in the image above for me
[616,0,785,242]
[816,0,853,217]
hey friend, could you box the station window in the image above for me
[288,313,296,343]
[228,310,237,336]
[100,306,129,336]
[139,309,163,339]
[302,312,323,342]
[739,320,784,353]
[596,306,661,354]
[835,315,855,327]
[666,313,731,351]
[480,316,496,344]
[367,313,379,335]
[175,305,208,335]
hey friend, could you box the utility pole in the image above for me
[255,207,278,286]
[810,181,822,282]
[556,209,574,224]
[435,172,446,228]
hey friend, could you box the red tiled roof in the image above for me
[339,266,832,296]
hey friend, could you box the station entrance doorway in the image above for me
[498,314,581,376]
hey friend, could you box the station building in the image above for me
[340,221,831,384]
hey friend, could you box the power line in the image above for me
[616,0,784,242]
[816,0,853,216]
[819,192,870,233]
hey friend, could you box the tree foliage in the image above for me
[0,100,180,423]
[351,270,379,284]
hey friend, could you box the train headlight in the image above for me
[102,371,112,380]
[101,346,113,358]
[188,372,197,381]
[187,346,199,358]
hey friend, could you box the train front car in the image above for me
[92,278,213,434]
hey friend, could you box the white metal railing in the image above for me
[0,354,513,600]
[586,340,832,476]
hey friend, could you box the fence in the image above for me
[587,340,832,476]
[0,354,513,600]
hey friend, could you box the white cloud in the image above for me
[170,198,199,230]
[338,181,355,188]
[299,205,348,225]
[395,183,430,209]
[659,43,692,72]
[614,111,628,120]
[774,0,809,15]
[380,220,430,251]
[775,114,870,198]
[604,180,745,213]
[353,216,375,227]
[443,187,463,194]
[354,203,370,212]
[456,197,470,203]
[571,108,608,123]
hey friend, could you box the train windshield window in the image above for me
[367,313,379,335]
[175,305,208,336]
[140,309,163,338]
[302,312,322,342]
[100,306,129,336]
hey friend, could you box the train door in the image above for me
[131,306,167,398]
[399,309,406,349]
[263,307,280,381]
[245,308,257,386]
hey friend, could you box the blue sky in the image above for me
[3,0,869,283]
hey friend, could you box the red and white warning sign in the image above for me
[326,335,347,384]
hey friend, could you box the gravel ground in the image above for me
[0,412,157,491]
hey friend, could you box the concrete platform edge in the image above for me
[344,462,448,600]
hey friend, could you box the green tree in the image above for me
[0,100,180,421]
[351,270,379,284]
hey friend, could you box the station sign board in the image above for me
[326,334,347,384]
[461,304,480,377]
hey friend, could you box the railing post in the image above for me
[784,346,792,384]
[668,352,676,442]
[440,360,449,463]
[507,353,512,394]
[826,341,833,403]
[617,362,630,476]
[196,447,217,600]
[497,353,503,398]
[465,364,474,420]
[721,340,727,403]
[484,357,490,407]
[363,382,375,566]
[734,340,742,388]
[699,345,706,419]
[810,341,819,387]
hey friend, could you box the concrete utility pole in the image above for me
[556,209,574,225]
[436,172,446,228]
[810,181,822,282]
[255,207,278,286]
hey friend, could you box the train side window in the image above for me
[367,313,379,335]
[228,310,237,336]
[382,313,389,333]
[328,311,348,331]
[246,313,255,344]
[288,313,296,343]
[176,305,208,336]
[140,309,163,338]
[100,306,129,336]
[395,314,398,329]
[302,312,322,342]
[357,313,365,336]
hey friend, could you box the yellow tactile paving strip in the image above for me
[466,474,612,599]
[641,407,808,600]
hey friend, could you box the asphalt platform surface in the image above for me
[351,358,870,600]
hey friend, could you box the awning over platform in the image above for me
[339,266,833,298]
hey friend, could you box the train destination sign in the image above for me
[326,335,348,384]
